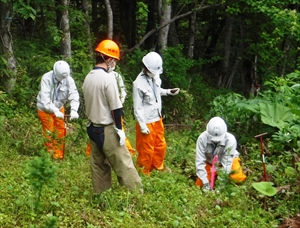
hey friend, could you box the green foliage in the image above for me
[1,111,299,227]
[259,102,294,129]
[209,92,259,142]
[209,71,300,149]
[13,0,36,20]
[252,182,277,197]
[120,49,147,82]
[161,45,194,89]
[136,1,149,40]
[25,151,58,209]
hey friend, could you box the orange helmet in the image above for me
[95,39,120,60]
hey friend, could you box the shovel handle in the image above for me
[210,155,218,190]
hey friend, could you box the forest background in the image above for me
[0,0,300,227]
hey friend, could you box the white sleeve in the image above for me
[195,134,209,185]
[38,74,59,113]
[117,74,127,104]
[133,81,147,131]
[67,77,80,112]
[160,88,169,96]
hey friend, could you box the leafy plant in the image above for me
[25,151,58,210]
[252,182,277,197]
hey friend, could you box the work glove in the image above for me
[168,88,180,96]
[54,110,64,119]
[70,110,79,121]
[202,183,211,192]
[115,127,126,146]
[141,126,150,135]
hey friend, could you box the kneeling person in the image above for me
[195,117,246,191]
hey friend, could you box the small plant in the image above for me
[25,150,58,210]
[252,182,277,197]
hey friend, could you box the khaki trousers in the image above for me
[88,124,142,193]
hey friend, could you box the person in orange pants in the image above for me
[86,70,135,156]
[133,52,180,175]
[195,117,246,191]
[37,60,80,159]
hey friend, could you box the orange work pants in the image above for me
[37,107,65,159]
[136,118,166,175]
[195,157,246,187]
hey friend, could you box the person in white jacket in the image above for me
[133,51,180,175]
[195,117,246,191]
[37,60,80,159]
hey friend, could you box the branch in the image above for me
[122,4,222,56]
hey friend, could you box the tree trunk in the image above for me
[104,0,113,39]
[158,0,171,50]
[0,2,17,93]
[144,0,158,50]
[59,0,71,58]
[187,9,196,59]
[82,0,93,58]
[168,21,179,47]
[217,16,232,87]
[118,0,136,47]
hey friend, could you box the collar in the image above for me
[93,66,107,72]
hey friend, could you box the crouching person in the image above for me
[195,117,246,191]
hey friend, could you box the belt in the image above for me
[91,123,113,127]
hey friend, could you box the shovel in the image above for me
[62,114,70,159]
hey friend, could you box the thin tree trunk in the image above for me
[225,56,240,89]
[59,0,71,58]
[187,8,196,59]
[217,17,233,87]
[280,38,290,77]
[123,3,221,55]
[82,0,93,58]
[144,0,157,50]
[168,21,179,47]
[0,2,17,93]
[158,0,171,50]
[218,16,232,87]
[104,0,113,39]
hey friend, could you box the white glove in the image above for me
[141,126,150,135]
[54,111,64,119]
[203,183,211,192]
[115,127,126,146]
[168,88,180,96]
[70,110,79,121]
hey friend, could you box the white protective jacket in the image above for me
[195,131,240,185]
[133,71,169,131]
[37,71,80,114]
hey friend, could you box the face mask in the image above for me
[55,72,68,82]
[107,59,116,73]
[146,71,156,78]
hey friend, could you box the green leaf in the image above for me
[284,166,296,177]
[259,102,294,129]
[252,182,277,197]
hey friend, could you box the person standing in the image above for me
[37,60,80,159]
[195,116,247,191]
[85,70,136,156]
[82,39,143,194]
[133,51,180,176]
